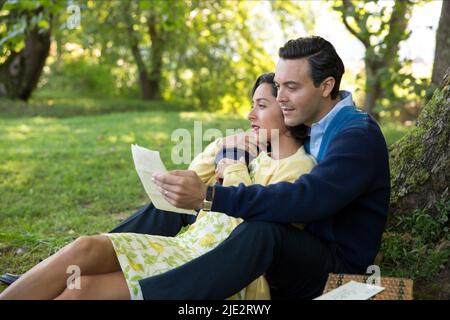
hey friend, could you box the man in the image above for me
[2,36,390,299]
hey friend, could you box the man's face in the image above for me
[274,58,324,127]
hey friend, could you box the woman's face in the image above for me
[247,83,286,142]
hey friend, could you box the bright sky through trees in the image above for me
[250,0,441,78]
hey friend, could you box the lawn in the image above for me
[0,107,409,293]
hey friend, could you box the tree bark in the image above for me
[431,1,450,86]
[0,27,51,101]
[129,38,154,100]
[363,62,382,120]
[388,68,450,299]
[389,67,450,223]
[123,4,162,100]
[147,13,164,100]
[123,3,154,101]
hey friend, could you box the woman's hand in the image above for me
[215,157,246,182]
[218,132,268,157]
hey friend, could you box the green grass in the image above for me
[0,103,410,294]
[380,201,450,280]
[0,110,248,289]
[379,121,412,146]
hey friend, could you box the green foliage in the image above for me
[332,0,430,119]
[270,0,316,37]
[0,0,66,61]
[0,0,436,118]
[380,199,450,280]
[375,59,431,117]
[102,1,279,111]
[162,1,274,112]
[42,58,119,98]
[2,0,286,112]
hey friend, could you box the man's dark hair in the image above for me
[278,36,345,99]
[251,72,308,144]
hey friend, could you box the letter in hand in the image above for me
[152,170,207,210]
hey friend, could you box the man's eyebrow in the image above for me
[274,80,299,86]
[255,98,270,102]
[282,81,299,86]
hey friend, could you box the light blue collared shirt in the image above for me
[309,91,355,159]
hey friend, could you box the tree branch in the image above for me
[341,0,370,48]
[382,1,411,67]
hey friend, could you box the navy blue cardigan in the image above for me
[211,107,390,273]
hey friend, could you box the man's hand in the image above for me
[152,170,207,210]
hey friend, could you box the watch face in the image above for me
[203,200,212,211]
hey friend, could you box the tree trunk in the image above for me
[387,67,450,299]
[431,1,450,86]
[0,27,51,101]
[123,4,154,101]
[130,41,154,100]
[147,14,164,100]
[123,4,163,101]
[363,62,382,120]
[389,67,450,222]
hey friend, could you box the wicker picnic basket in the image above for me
[322,273,414,300]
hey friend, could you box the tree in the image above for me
[389,65,449,224]
[333,0,418,119]
[120,0,189,100]
[162,0,274,111]
[0,1,56,100]
[81,0,186,101]
[385,67,449,298]
[431,0,450,87]
[83,0,273,109]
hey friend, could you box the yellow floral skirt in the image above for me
[105,211,244,300]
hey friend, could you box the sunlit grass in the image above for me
[0,110,248,288]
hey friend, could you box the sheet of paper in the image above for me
[131,144,197,216]
[314,280,384,300]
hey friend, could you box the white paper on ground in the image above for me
[131,144,197,215]
[314,280,385,300]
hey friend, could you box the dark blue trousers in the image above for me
[111,203,196,236]
[110,203,349,299]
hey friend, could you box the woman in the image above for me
[0,73,315,300]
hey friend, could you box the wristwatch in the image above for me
[202,185,215,211]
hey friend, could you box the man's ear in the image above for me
[321,77,335,98]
